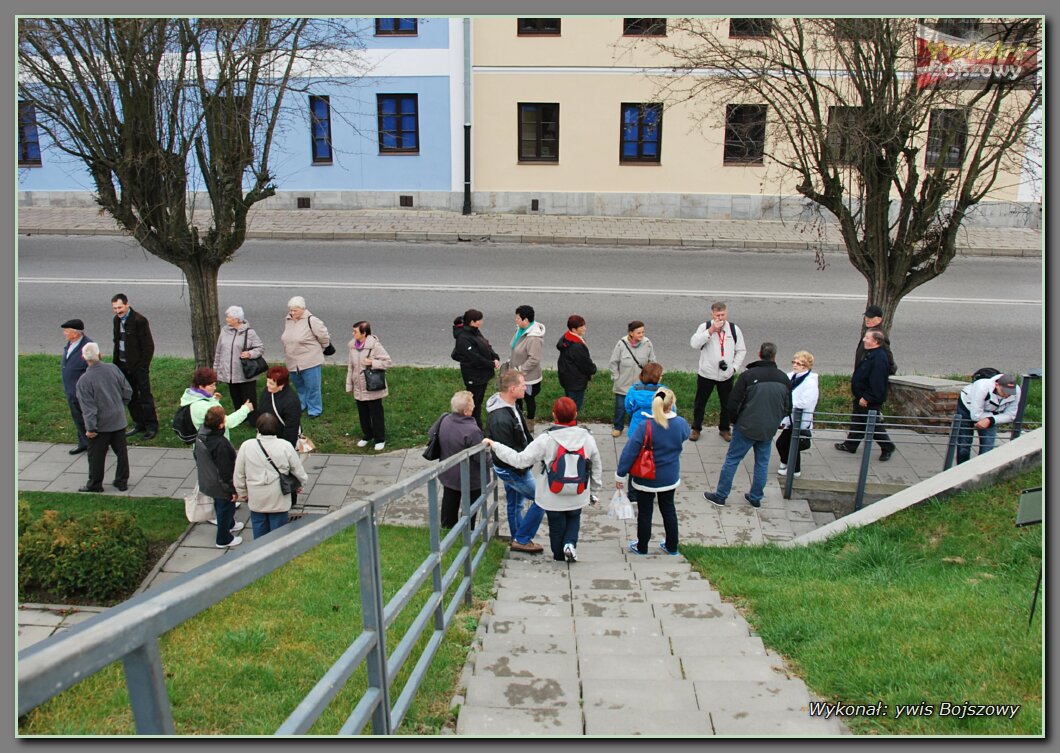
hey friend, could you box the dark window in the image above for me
[623,18,666,36]
[925,109,968,169]
[729,18,773,37]
[724,104,767,164]
[930,18,982,39]
[18,101,42,166]
[517,18,561,35]
[375,18,417,36]
[309,96,333,164]
[377,94,419,153]
[518,103,559,162]
[826,106,863,165]
[620,103,663,163]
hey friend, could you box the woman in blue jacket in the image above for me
[616,387,691,556]
[623,362,668,439]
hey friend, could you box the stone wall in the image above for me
[887,376,966,433]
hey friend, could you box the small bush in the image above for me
[18,498,33,537]
[19,509,150,602]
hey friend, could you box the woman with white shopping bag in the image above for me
[615,388,690,556]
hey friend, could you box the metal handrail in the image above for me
[18,443,499,735]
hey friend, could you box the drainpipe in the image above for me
[462,17,472,215]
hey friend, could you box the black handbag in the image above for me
[240,330,269,379]
[422,413,447,461]
[308,315,336,356]
[257,439,299,496]
[363,348,387,392]
[798,429,812,452]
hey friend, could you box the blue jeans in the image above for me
[612,393,628,432]
[565,389,585,412]
[251,510,289,540]
[713,425,772,503]
[494,466,544,543]
[212,497,236,546]
[954,406,998,465]
[545,509,581,561]
[290,365,323,417]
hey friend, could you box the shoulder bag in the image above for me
[257,438,299,496]
[422,412,448,461]
[621,338,643,369]
[240,329,269,380]
[629,420,657,480]
[362,347,387,392]
[308,315,336,356]
[271,393,315,456]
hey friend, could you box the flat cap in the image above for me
[60,318,85,330]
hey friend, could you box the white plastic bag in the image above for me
[184,483,214,523]
[607,489,635,520]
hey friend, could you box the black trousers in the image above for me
[842,402,895,452]
[356,398,386,442]
[66,392,88,448]
[119,364,158,431]
[441,486,479,530]
[86,428,130,490]
[516,381,540,420]
[226,380,259,425]
[469,382,488,427]
[775,427,804,473]
[693,374,734,432]
[633,487,678,554]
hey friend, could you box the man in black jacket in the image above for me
[836,330,897,461]
[704,343,791,508]
[111,293,159,439]
[854,305,897,374]
[451,308,500,427]
[486,371,545,553]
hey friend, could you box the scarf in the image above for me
[511,324,531,350]
[791,371,810,391]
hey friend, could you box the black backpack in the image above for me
[971,367,1001,382]
[172,404,198,444]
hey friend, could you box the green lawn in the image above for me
[19,522,507,735]
[17,355,1043,454]
[681,467,1043,735]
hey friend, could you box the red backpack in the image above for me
[545,431,590,495]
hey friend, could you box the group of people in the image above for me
[61,295,1023,555]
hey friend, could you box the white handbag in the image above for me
[184,483,214,523]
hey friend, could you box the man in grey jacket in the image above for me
[704,343,791,508]
[75,342,133,493]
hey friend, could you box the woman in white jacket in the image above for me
[235,414,309,540]
[484,397,602,563]
[775,350,819,479]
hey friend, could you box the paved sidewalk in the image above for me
[18,423,937,735]
[17,206,1041,257]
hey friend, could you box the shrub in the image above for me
[19,509,150,603]
[18,497,32,537]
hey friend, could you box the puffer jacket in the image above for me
[609,336,655,395]
[556,332,597,391]
[451,322,499,387]
[510,320,546,386]
[490,424,602,512]
[346,334,393,401]
[180,387,251,440]
[485,392,532,472]
[726,359,792,442]
[281,309,330,372]
[234,433,309,513]
[624,381,668,437]
[213,323,264,384]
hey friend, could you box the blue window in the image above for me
[377,94,419,153]
[19,101,42,166]
[375,18,417,35]
[309,95,333,164]
[620,103,662,163]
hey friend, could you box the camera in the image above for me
[718,360,728,371]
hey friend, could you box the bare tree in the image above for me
[648,18,1041,334]
[18,18,366,363]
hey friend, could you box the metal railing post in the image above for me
[122,639,175,734]
[853,410,877,512]
[1011,372,1040,439]
[460,459,473,607]
[356,512,392,734]
[943,411,962,471]
[479,456,491,542]
[783,408,803,500]
[427,477,445,632]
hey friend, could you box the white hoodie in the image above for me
[490,425,602,512]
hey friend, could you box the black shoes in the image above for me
[834,443,857,454]
[78,485,103,493]
[142,429,157,440]
[879,449,894,462]
[744,493,762,508]
[125,426,143,437]
[113,481,129,491]
[69,445,88,455]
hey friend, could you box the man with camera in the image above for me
[689,301,746,442]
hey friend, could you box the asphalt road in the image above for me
[17,235,1043,377]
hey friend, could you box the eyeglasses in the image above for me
[791,360,807,366]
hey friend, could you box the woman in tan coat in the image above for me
[234,414,309,540]
[346,321,393,451]
[281,296,331,418]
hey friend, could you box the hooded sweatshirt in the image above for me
[489,424,602,512]
[180,387,251,440]
[556,331,597,391]
[510,320,546,385]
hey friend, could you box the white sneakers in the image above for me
[563,543,577,563]
[777,467,801,478]
[374,442,386,451]
[216,535,243,549]
[356,439,369,448]
[230,521,245,534]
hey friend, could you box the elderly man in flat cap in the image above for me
[75,342,132,493]
[60,318,93,455]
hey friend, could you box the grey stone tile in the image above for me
[17,480,51,491]
[320,453,362,467]
[494,588,572,604]
[19,442,54,454]
[472,651,578,679]
[456,705,583,735]
[486,616,575,636]
[579,653,683,680]
[306,484,351,508]
[148,458,196,478]
[17,624,57,650]
[671,634,770,658]
[18,452,42,470]
[581,677,699,711]
[464,676,579,709]
[127,447,171,466]
[576,634,671,656]
[355,455,404,477]
[17,607,67,627]
[584,707,715,735]
[315,465,359,486]
[574,616,663,638]
[491,601,572,619]
[20,460,79,482]
[683,655,789,682]
[129,477,181,498]
[160,546,225,573]
[573,600,655,619]
[479,633,578,656]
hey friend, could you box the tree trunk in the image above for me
[180,259,221,366]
